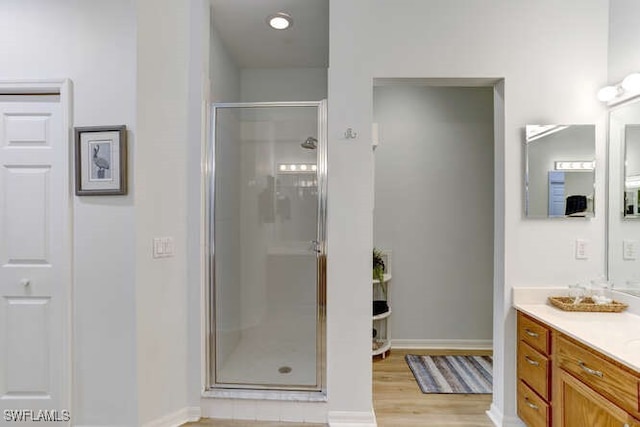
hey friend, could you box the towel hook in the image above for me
[344,128,358,139]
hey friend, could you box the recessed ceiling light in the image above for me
[267,12,293,30]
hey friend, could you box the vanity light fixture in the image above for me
[598,72,640,103]
[267,12,293,30]
[277,163,317,173]
[625,175,640,189]
[622,73,640,92]
[554,161,595,171]
[597,86,620,102]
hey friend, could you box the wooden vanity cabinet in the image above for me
[517,313,552,426]
[516,311,640,427]
[556,369,640,427]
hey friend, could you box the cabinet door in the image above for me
[556,369,640,427]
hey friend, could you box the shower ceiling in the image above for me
[210,0,329,68]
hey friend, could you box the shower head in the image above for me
[301,136,318,150]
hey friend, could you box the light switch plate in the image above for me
[153,237,174,258]
[575,239,588,260]
[623,240,637,260]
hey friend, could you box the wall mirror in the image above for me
[624,125,640,218]
[525,124,596,218]
[608,99,640,296]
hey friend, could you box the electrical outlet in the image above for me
[575,239,588,260]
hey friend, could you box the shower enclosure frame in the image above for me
[204,100,328,400]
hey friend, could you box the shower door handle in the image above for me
[309,240,321,254]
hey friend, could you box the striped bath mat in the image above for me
[405,354,493,394]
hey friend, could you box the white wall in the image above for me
[240,68,327,102]
[0,1,138,424]
[187,0,213,414]
[135,0,192,423]
[373,86,493,343]
[210,22,241,103]
[328,0,608,423]
[608,0,640,83]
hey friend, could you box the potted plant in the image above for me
[373,248,386,286]
[372,249,388,316]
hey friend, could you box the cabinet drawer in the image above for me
[518,380,550,427]
[556,334,640,418]
[518,312,551,355]
[518,340,551,401]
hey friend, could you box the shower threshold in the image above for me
[203,388,327,402]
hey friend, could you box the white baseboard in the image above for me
[391,339,493,350]
[142,407,201,427]
[328,410,377,427]
[486,404,526,427]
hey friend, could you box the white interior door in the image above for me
[0,94,70,423]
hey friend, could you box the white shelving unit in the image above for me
[372,252,391,358]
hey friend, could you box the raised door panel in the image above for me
[0,297,51,396]
[557,369,638,427]
[3,166,51,264]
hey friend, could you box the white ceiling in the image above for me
[210,0,329,69]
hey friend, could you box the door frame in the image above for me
[203,100,328,399]
[0,79,73,417]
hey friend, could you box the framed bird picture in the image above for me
[75,125,127,195]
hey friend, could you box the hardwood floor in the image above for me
[373,349,493,427]
[184,420,325,427]
[186,348,493,427]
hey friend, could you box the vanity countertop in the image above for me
[515,302,640,373]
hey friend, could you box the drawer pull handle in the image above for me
[524,398,539,411]
[578,360,603,378]
[524,356,540,366]
[524,328,539,338]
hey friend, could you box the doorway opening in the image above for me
[371,78,500,426]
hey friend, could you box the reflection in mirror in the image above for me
[608,100,640,296]
[525,125,595,218]
[624,125,640,217]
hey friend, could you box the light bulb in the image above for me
[311,165,317,171]
[289,164,296,171]
[267,12,292,30]
[597,86,619,102]
[300,164,307,171]
[622,73,640,92]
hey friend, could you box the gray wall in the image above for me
[373,86,494,342]
[240,68,327,102]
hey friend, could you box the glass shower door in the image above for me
[208,102,326,392]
